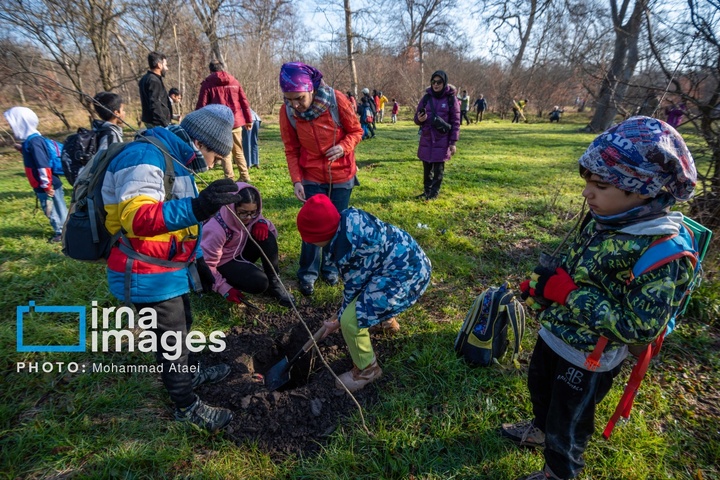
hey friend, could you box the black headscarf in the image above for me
[430,70,448,98]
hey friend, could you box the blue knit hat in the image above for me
[180,104,234,157]
[579,116,696,201]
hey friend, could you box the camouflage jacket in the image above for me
[538,212,694,353]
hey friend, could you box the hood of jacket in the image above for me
[219,182,265,230]
[203,71,235,88]
[425,85,456,99]
[4,106,40,140]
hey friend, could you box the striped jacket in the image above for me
[101,127,202,303]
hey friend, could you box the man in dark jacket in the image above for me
[196,60,253,182]
[139,51,172,128]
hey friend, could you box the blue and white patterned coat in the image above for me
[326,208,432,328]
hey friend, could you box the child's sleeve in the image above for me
[27,138,54,192]
[566,257,694,344]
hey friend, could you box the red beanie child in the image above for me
[296,194,341,244]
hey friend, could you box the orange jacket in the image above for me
[280,89,363,185]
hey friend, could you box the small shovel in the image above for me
[265,325,327,391]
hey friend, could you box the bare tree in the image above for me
[646,0,720,226]
[189,0,229,62]
[583,0,649,132]
[344,0,359,95]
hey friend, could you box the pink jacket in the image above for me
[200,182,278,296]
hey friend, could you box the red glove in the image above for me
[520,279,547,311]
[530,267,578,306]
[224,288,247,305]
[251,219,269,241]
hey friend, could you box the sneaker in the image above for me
[501,419,546,448]
[415,192,428,200]
[516,465,564,480]
[322,274,339,286]
[368,317,400,335]
[48,234,62,243]
[299,282,314,296]
[192,363,230,388]
[174,397,233,432]
[335,358,383,392]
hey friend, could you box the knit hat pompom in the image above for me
[181,104,234,157]
[578,116,697,201]
[296,194,341,244]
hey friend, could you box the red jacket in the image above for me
[196,71,252,129]
[279,89,363,185]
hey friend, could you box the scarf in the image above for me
[286,82,335,122]
[592,191,676,231]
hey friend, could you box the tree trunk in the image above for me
[585,0,646,133]
[344,0,358,95]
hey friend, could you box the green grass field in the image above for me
[1,112,718,479]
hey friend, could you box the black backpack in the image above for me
[61,127,99,186]
[61,136,175,262]
[454,283,526,367]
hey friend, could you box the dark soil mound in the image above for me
[198,304,396,458]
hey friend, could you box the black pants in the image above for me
[512,111,520,123]
[476,110,484,122]
[461,109,470,125]
[528,337,623,479]
[422,161,445,198]
[134,294,196,409]
[217,233,280,294]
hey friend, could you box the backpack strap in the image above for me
[503,291,526,366]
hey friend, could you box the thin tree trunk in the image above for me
[344,0,358,95]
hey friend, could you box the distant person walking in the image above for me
[4,106,68,243]
[473,95,488,123]
[391,99,399,123]
[139,51,172,128]
[459,90,471,125]
[196,60,254,182]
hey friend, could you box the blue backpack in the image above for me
[25,133,64,176]
[594,217,713,439]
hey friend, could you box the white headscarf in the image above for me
[3,106,40,141]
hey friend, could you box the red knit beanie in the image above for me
[296,194,341,243]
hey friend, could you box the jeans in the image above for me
[298,184,353,285]
[36,187,68,235]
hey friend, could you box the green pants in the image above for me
[340,299,375,369]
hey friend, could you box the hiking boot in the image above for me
[48,234,62,243]
[174,397,233,432]
[322,274,339,286]
[516,465,565,480]
[192,363,231,388]
[368,317,400,335]
[299,282,314,296]
[501,419,546,448]
[268,283,295,308]
[415,192,428,200]
[335,358,383,392]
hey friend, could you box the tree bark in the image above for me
[585,0,647,133]
[344,0,358,95]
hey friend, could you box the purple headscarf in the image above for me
[279,62,323,93]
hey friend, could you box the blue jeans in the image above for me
[298,184,353,285]
[36,187,68,236]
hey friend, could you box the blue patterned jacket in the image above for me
[326,208,432,328]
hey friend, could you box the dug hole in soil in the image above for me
[198,303,396,458]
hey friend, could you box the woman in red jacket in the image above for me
[279,62,363,296]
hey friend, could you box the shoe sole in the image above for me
[499,427,545,448]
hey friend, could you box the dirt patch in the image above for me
[197,304,396,458]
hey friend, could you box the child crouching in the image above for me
[502,116,697,480]
[296,194,432,392]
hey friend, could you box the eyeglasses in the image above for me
[431,79,444,85]
[236,210,259,218]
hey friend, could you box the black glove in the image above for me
[191,178,241,222]
[195,257,215,293]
